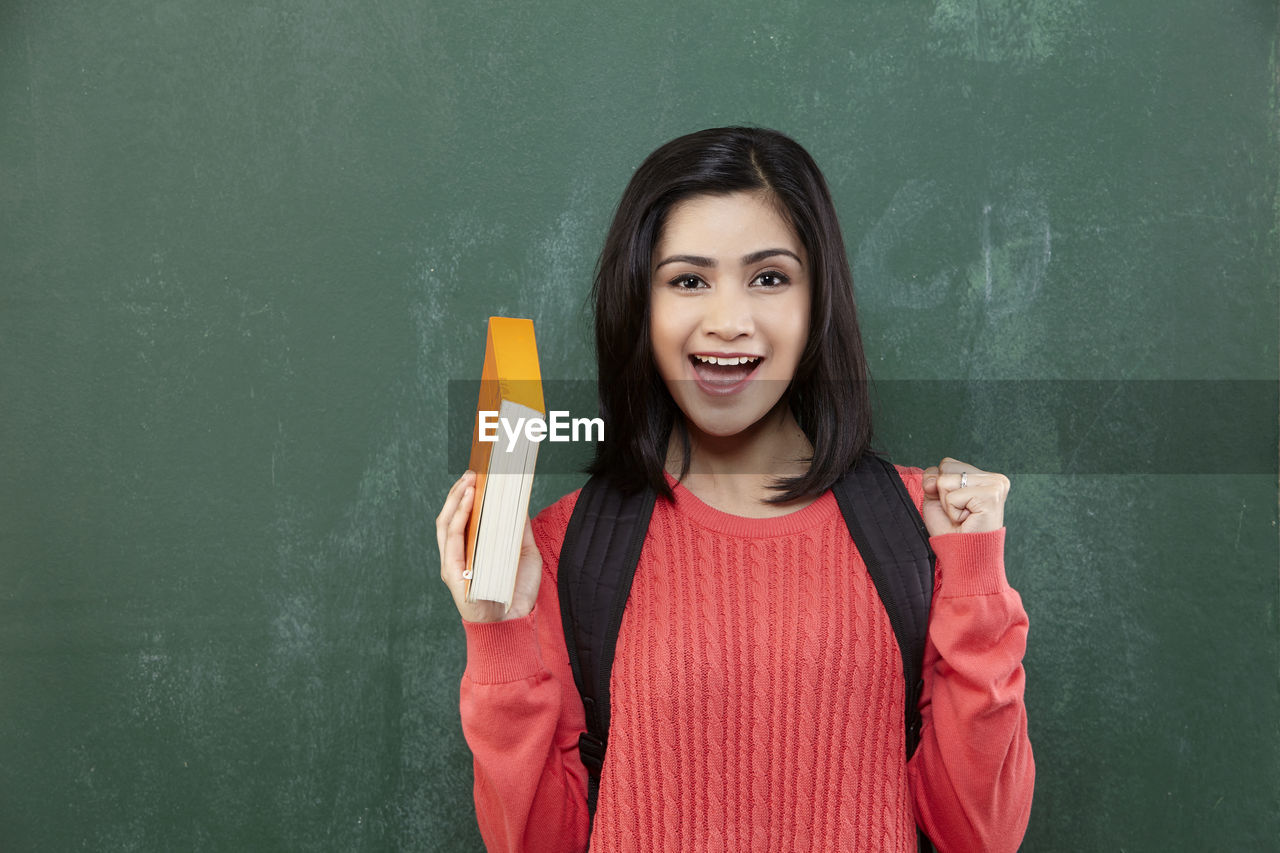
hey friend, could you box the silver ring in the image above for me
[960,471,968,489]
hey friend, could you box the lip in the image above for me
[686,353,765,396]
[690,352,764,359]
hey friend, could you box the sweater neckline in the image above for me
[662,471,839,538]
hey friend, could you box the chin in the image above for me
[688,420,756,439]
[668,387,793,442]
[681,406,778,440]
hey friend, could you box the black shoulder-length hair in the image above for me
[585,126,876,504]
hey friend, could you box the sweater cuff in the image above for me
[462,612,544,684]
[929,527,1007,598]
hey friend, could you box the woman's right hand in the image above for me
[436,470,543,623]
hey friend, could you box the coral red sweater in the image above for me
[460,466,1033,852]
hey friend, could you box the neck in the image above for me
[665,400,815,516]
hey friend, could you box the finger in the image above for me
[444,486,476,584]
[435,474,467,533]
[941,486,963,522]
[506,517,543,620]
[935,471,999,493]
[945,484,1001,517]
[935,473,962,492]
[447,469,476,498]
[996,472,1011,499]
[932,460,967,509]
[934,461,999,525]
[517,517,539,579]
[943,488,975,524]
[439,484,472,584]
[436,471,476,557]
[520,516,536,553]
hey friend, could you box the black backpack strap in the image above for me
[557,474,656,837]
[831,452,938,852]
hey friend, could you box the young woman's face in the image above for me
[649,190,811,442]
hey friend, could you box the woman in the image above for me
[438,126,1033,852]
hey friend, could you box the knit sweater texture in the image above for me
[460,465,1033,852]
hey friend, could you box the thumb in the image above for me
[507,517,542,621]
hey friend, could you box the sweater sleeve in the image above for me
[458,492,590,853]
[896,467,1035,853]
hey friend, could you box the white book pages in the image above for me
[467,398,541,608]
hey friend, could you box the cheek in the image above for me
[649,292,687,343]
[795,316,811,356]
[648,295,679,375]
[788,300,809,337]
[781,294,811,359]
[647,296,663,349]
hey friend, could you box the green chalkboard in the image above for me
[2,1,1276,850]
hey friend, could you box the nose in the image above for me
[700,284,754,341]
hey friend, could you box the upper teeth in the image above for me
[694,355,760,366]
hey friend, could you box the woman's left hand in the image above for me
[921,457,1009,536]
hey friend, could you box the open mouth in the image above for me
[688,353,764,392]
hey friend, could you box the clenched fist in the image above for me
[920,457,1009,536]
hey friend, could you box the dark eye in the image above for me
[670,274,706,290]
[754,270,790,288]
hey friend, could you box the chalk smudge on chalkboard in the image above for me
[407,209,512,394]
[855,179,952,311]
[261,435,407,842]
[131,633,173,725]
[528,175,598,370]
[929,0,1086,64]
[127,629,228,745]
[855,170,1054,378]
[854,175,1054,318]
[408,257,461,476]
[972,183,1053,320]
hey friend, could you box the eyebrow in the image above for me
[653,248,803,271]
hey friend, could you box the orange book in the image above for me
[463,317,545,607]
